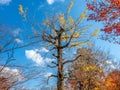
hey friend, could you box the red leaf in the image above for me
[87,4,95,11]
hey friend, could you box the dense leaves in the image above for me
[87,0,120,43]
[66,48,107,90]
[66,47,119,90]
[103,70,120,90]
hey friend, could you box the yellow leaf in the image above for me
[19,5,24,14]
[71,42,79,47]
[84,65,96,71]
[62,35,70,41]
[95,82,100,86]
[43,20,50,27]
[73,32,80,38]
[58,14,66,25]
[91,29,98,37]
[98,69,102,73]
[80,13,86,19]
[93,88,100,90]
[18,5,26,19]
[68,16,74,24]
[84,66,90,71]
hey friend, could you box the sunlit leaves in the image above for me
[67,1,74,14]
[18,5,26,19]
[19,5,24,14]
[91,29,98,37]
[70,42,80,47]
[73,32,80,38]
[80,13,86,20]
[110,0,120,7]
[84,65,96,72]
[58,14,66,26]
[62,35,69,41]
[43,20,50,27]
[67,48,106,90]
[79,9,88,21]
[93,88,100,90]
[68,16,74,24]
[104,70,120,90]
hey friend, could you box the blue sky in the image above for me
[0,0,120,89]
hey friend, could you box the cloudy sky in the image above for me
[0,0,120,88]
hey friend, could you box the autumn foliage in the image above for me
[66,48,120,90]
[87,0,120,43]
[67,48,105,90]
[103,70,120,90]
[0,76,14,90]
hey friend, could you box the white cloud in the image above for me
[110,65,115,69]
[25,50,44,66]
[34,47,49,53]
[106,61,115,69]
[25,49,54,66]
[0,66,24,81]
[15,38,23,44]
[0,0,12,5]
[47,0,55,5]
[106,61,112,64]
[40,47,49,52]
[45,58,54,63]
[46,0,64,5]
[44,72,52,77]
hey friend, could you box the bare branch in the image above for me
[1,40,41,54]
[51,61,58,65]
[47,75,57,84]
[47,65,57,68]
[60,25,77,49]
[63,55,81,65]
[52,54,58,58]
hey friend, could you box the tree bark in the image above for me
[57,32,64,90]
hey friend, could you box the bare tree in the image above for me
[0,24,17,74]
[0,24,43,89]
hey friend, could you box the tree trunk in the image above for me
[57,32,64,90]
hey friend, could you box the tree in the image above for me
[86,0,120,44]
[103,70,120,90]
[0,64,44,89]
[66,47,112,90]
[18,1,97,90]
[0,25,43,89]
[0,65,24,89]
[0,76,14,90]
[0,24,16,73]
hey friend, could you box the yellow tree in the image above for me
[66,48,112,90]
[19,1,98,90]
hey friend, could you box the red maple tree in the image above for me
[87,0,120,43]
